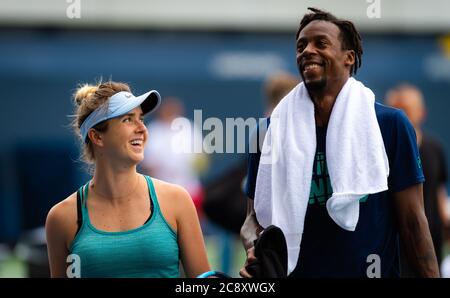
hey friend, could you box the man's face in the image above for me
[296,20,354,93]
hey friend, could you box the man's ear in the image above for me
[88,129,103,147]
[344,49,355,69]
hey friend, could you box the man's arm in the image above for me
[239,198,264,278]
[240,198,264,250]
[394,183,440,277]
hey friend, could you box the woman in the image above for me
[45,81,210,277]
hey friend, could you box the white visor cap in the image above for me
[80,90,161,142]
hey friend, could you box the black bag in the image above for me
[202,160,247,234]
[245,225,288,278]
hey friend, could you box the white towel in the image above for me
[254,77,389,275]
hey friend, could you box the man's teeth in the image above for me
[304,64,321,71]
[130,140,143,145]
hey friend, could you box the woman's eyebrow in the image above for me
[122,112,144,117]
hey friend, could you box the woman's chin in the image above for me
[122,152,144,166]
[131,154,144,164]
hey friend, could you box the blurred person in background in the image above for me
[386,84,449,276]
[45,81,210,277]
[263,72,301,117]
[200,71,299,276]
[141,97,208,218]
[203,71,299,235]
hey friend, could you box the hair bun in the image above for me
[74,84,97,106]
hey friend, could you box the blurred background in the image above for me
[0,0,449,277]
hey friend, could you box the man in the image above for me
[240,8,440,277]
[386,84,449,275]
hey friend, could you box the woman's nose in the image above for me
[136,120,147,132]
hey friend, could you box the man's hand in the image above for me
[240,198,264,278]
[239,246,257,278]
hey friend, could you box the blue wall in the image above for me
[1,29,449,242]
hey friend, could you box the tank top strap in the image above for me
[75,181,90,234]
[144,175,161,214]
[80,181,90,212]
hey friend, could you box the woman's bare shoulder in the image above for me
[45,192,79,247]
[47,192,77,221]
[151,178,192,207]
[150,178,191,202]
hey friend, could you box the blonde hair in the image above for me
[72,80,131,164]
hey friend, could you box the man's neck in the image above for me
[308,76,349,127]
[312,95,336,127]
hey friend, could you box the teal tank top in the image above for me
[70,175,180,278]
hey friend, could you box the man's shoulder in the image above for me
[257,104,411,143]
[248,117,269,155]
[375,102,403,122]
[266,103,407,130]
[250,117,269,146]
[375,101,411,131]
